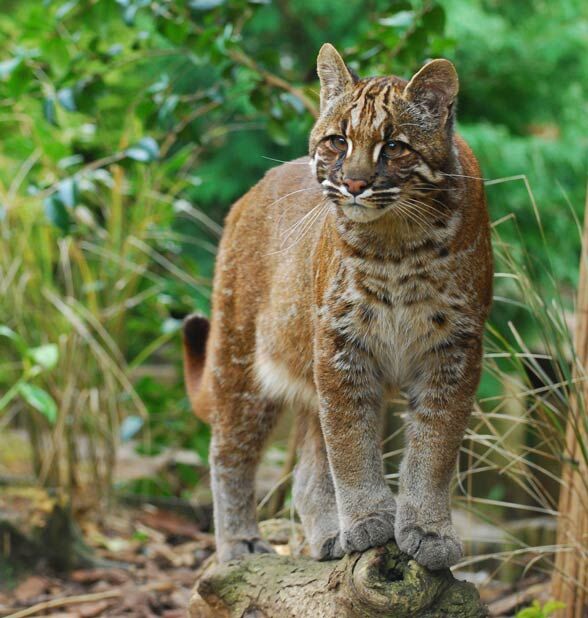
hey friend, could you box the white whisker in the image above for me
[268,200,330,256]
[261,155,309,165]
[395,201,432,236]
[280,199,327,244]
[268,187,318,210]
[403,196,442,215]
[397,200,435,235]
[438,172,487,181]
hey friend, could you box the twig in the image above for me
[2,581,176,618]
[3,590,121,618]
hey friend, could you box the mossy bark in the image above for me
[189,522,487,618]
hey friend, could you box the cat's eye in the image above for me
[328,135,348,153]
[382,140,407,159]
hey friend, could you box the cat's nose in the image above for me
[343,178,369,196]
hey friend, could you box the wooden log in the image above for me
[188,520,487,618]
[552,187,588,617]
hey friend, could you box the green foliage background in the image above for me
[0,0,587,499]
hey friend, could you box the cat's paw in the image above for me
[340,508,396,554]
[311,532,344,561]
[218,537,275,562]
[395,502,462,570]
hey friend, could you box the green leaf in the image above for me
[126,137,159,162]
[43,98,58,126]
[0,325,20,341]
[514,609,539,618]
[0,326,28,356]
[18,383,58,424]
[41,37,70,79]
[56,0,78,18]
[0,57,21,79]
[379,10,414,29]
[28,344,59,370]
[190,0,225,10]
[44,195,71,233]
[58,177,78,208]
[543,601,566,616]
[57,87,76,111]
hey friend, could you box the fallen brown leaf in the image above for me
[13,576,49,603]
[78,600,112,617]
[71,569,128,586]
[137,509,203,541]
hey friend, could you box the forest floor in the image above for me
[0,501,215,618]
[0,432,550,618]
[0,495,551,618]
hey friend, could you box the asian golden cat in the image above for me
[183,43,492,570]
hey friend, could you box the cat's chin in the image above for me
[340,203,391,223]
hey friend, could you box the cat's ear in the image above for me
[317,43,355,112]
[403,59,459,126]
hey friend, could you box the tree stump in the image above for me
[188,520,487,617]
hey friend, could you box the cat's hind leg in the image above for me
[293,412,343,560]
[209,384,281,562]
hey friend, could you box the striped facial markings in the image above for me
[345,137,353,157]
[309,77,458,227]
[372,142,384,163]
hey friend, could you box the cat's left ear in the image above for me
[403,59,459,126]
[317,43,356,112]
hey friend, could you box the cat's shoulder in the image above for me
[259,156,316,192]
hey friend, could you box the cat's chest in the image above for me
[337,256,462,382]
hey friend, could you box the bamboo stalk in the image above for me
[552,185,588,616]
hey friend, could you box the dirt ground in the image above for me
[0,503,214,618]
[0,494,550,618]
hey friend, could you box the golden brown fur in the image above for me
[184,44,492,568]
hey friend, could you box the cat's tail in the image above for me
[182,314,210,421]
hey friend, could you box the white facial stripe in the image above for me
[373,142,384,163]
[346,137,353,156]
[323,179,352,197]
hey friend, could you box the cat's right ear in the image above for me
[317,43,355,112]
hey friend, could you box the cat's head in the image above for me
[309,43,459,223]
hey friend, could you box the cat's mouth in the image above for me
[340,200,393,222]
[320,179,397,221]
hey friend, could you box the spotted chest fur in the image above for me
[320,213,480,395]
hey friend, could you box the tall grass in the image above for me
[0,153,211,506]
[448,178,585,585]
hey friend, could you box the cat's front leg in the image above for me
[314,323,396,555]
[395,336,483,570]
